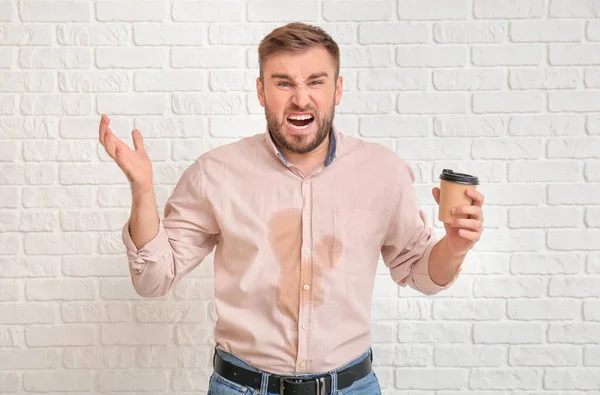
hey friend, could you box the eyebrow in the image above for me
[270,72,329,80]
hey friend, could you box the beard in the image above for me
[266,99,335,155]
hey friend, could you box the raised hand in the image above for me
[98,114,153,192]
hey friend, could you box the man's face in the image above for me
[257,47,343,154]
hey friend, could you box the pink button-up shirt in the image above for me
[121,128,460,375]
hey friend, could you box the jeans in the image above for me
[207,348,382,395]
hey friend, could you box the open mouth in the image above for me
[286,114,315,130]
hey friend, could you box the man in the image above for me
[98,22,484,395]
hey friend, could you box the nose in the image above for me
[291,85,310,110]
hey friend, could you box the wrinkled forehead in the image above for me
[262,47,336,81]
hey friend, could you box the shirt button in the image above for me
[304,179,310,184]
[302,324,308,330]
[304,214,310,221]
[305,248,311,254]
[299,361,305,368]
[303,284,310,291]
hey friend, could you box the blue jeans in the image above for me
[208,348,382,395]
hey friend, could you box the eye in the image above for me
[278,82,291,87]
[310,80,323,85]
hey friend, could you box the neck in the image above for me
[275,134,331,177]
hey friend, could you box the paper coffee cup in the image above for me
[438,169,479,223]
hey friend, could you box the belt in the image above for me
[213,350,373,395]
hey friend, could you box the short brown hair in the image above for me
[258,22,340,81]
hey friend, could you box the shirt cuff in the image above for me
[122,220,169,272]
[409,240,462,295]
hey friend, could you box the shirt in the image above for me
[121,127,461,375]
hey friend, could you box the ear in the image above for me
[334,76,343,105]
[256,77,266,107]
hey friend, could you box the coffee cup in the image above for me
[438,169,479,223]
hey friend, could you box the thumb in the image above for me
[432,187,440,205]
[132,129,144,152]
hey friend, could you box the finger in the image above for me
[99,114,110,146]
[431,187,440,205]
[451,218,482,231]
[466,189,485,207]
[458,229,481,242]
[131,129,144,152]
[453,205,483,220]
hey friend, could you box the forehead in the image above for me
[263,47,336,79]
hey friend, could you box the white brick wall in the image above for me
[0,0,598,394]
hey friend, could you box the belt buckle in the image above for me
[315,377,326,395]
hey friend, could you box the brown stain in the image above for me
[267,209,344,361]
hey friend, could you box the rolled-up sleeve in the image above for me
[121,159,219,297]
[381,160,460,295]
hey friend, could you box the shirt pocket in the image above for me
[332,208,386,277]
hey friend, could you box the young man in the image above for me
[98,22,484,395]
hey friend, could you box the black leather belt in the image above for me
[213,350,373,395]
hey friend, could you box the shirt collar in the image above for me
[265,126,338,168]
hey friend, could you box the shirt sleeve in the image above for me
[380,160,461,295]
[121,159,219,297]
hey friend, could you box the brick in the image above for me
[0,71,55,92]
[99,370,169,391]
[585,300,600,321]
[588,206,600,226]
[0,94,14,114]
[359,69,427,91]
[398,0,468,20]
[396,138,468,160]
[134,24,204,45]
[96,1,165,21]
[398,93,467,115]
[478,184,544,206]
[209,70,254,92]
[433,300,504,320]
[550,0,600,17]
[549,323,600,343]
[588,21,600,41]
[0,140,19,161]
[19,48,91,69]
[0,233,20,254]
[371,344,432,366]
[341,46,392,67]
[359,23,428,44]
[548,184,600,205]
[26,279,96,301]
[395,369,466,390]
[136,302,207,322]
[434,116,506,137]
[0,163,55,184]
[544,369,600,390]
[509,207,582,228]
[252,1,319,21]
[474,323,544,344]
[0,303,54,324]
[96,92,167,115]
[172,93,243,115]
[474,0,545,18]
[508,161,581,182]
[548,138,600,158]
[62,302,132,323]
[0,1,12,21]
[171,47,244,68]
[21,94,91,115]
[510,21,582,43]
[470,369,540,390]
[550,44,600,66]
[0,256,61,277]
[0,118,57,140]
[63,347,135,370]
[360,116,429,138]
[208,116,265,138]
[102,323,171,345]
[24,371,94,391]
[24,140,94,162]
[549,276,600,296]
[59,71,130,93]
[24,232,94,255]
[57,23,129,45]
[434,22,505,43]
[508,299,581,320]
[397,322,471,343]
[172,1,242,21]
[509,68,582,90]
[20,1,90,21]
[586,345,600,365]
[509,115,583,136]
[0,372,18,391]
[472,138,543,159]
[0,349,61,369]
[473,92,543,113]
[397,46,467,67]
[433,69,504,91]
[134,117,205,138]
[473,45,543,66]
[334,92,392,114]
[586,68,600,87]
[549,230,600,250]
[474,276,545,298]
[136,70,207,92]
[61,116,130,139]
[175,324,213,344]
[63,256,129,277]
[589,115,600,135]
[60,210,127,231]
[0,48,12,68]
[0,24,52,45]
[435,346,505,367]
[0,279,21,301]
[550,91,600,112]
[476,229,543,252]
[96,47,166,68]
[208,23,277,45]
